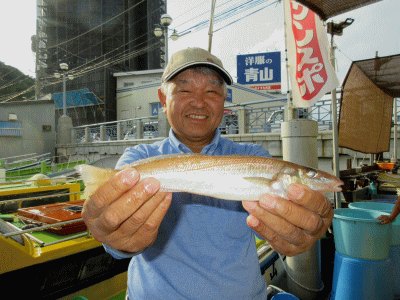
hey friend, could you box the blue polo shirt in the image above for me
[105,129,271,300]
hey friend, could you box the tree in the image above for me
[0,62,35,102]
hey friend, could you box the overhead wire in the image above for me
[214,0,278,33]
[45,0,148,51]
[2,0,274,102]
[2,2,164,101]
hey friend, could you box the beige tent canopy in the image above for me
[338,54,400,154]
[295,0,382,21]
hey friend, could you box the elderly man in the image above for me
[82,47,333,299]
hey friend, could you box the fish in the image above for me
[75,153,343,201]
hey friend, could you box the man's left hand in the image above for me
[242,183,334,256]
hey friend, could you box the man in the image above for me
[82,47,334,299]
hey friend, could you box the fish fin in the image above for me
[75,164,118,197]
[242,177,272,186]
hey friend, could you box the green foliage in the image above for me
[0,61,35,102]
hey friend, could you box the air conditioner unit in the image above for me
[8,114,17,121]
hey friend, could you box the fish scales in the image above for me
[133,154,287,179]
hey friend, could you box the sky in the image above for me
[1,0,399,93]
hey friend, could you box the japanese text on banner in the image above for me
[284,0,339,107]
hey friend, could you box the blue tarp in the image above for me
[52,89,103,109]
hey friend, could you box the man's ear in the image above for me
[158,89,167,114]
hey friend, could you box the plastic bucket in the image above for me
[330,252,393,300]
[349,201,400,246]
[333,208,391,260]
[390,245,400,297]
[271,292,299,300]
[348,201,394,212]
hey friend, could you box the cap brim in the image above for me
[163,61,233,85]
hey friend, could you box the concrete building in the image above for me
[35,0,167,123]
[0,100,56,158]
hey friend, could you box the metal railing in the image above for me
[70,98,345,143]
[0,188,90,248]
[72,116,158,143]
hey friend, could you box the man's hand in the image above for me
[242,183,333,256]
[82,167,172,253]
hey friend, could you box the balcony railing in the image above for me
[70,98,344,143]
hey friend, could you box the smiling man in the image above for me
[158,59,228,152]
[81,47,334,300]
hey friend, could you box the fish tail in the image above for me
[75,164,118,197]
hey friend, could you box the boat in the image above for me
[0,176,129,300]
[4,157,86,182]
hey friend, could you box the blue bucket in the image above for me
[330,252,393,300]
[271,292,299,300]
[349,201,400,246]
[333,208,391,260]
[390,245,400,297]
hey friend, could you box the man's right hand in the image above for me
[82,167,172,253]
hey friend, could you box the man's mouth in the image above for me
[188,114,207,120]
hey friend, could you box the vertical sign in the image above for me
[225,88,232,103]
[237,52,281,92]
[284,0,339,107]
[151,103,163,116]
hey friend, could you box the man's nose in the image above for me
[190,93,206,108]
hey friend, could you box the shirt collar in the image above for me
[168,128,221,155]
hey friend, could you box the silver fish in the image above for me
[75,153,343,201]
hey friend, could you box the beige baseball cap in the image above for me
[162,47,233,85]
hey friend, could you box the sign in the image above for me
[284,0,339,107]
[151,103,163,116]
[237,52,281,91]
[226,88,232,103]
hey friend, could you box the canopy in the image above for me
[295,0,382,20]
[338,54,400,154]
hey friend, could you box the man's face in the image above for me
[159,68,227,147]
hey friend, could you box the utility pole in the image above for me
[327,18,354,209]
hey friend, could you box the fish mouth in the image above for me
[322,180,344,193]
[316,179,344,193]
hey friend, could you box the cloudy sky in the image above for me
[1,0,398,92]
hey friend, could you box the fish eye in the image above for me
[306,169,318,178]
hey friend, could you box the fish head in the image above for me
[279,165,343,194]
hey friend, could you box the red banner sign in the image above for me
[284,0,339,107]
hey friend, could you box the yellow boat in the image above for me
[0,176,128,300]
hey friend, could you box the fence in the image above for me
[69,98,346,143]
[72,116,158,143]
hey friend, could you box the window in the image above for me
[0,121,22,137]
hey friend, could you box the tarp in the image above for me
[338,54,400,154]
[52,88,103,109]
[295,0,382,20]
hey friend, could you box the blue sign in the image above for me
[151,103,163,116]
[226,88,232,103]
[237,52,281,86]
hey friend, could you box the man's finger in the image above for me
[257,194,324,234]
[109,192,172,253]
[287,183,332,218]
[83,168,140,219]
[96,177,161,232]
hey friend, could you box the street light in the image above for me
[154,14,179,66]
[54,62,74,116]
